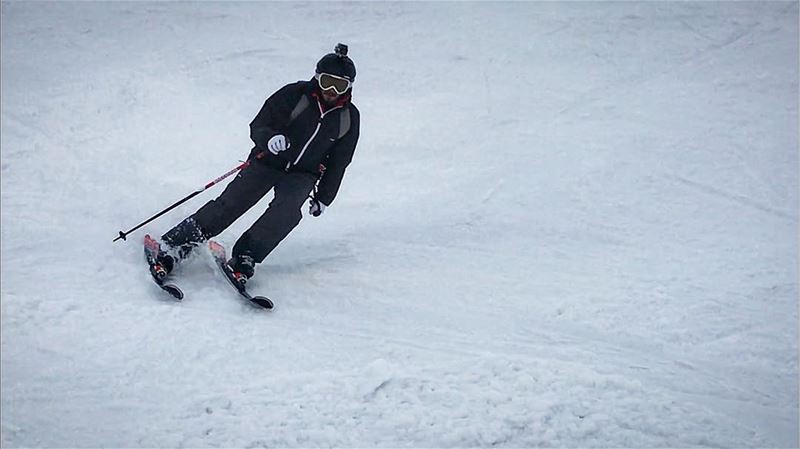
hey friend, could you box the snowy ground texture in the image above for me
[2,2,798,447]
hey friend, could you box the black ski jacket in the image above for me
[249,79,360,206]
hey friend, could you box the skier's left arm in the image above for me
[315,106,360,207]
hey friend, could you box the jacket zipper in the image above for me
[292,100,343,166]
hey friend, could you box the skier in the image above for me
[153,44,360,283]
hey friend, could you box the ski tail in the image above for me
[144,234,161,256]
[208,240,227,265]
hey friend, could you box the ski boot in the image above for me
[143,234,184,299]
[227,254,255,286]
[144,235,174,279]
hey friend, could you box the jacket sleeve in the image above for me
[316,105,360,206]
[249,83,302,153]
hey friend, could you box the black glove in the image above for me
[309,198,327,217]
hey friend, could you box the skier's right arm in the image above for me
[249,84,301,155]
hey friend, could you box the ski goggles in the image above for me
[315,72,352,95]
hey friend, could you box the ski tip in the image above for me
[251,296,274,310]
[162,284,184,300]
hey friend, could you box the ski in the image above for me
[208,240,274,310]
[143,234,184,300]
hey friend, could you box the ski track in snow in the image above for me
[1,2,798,448]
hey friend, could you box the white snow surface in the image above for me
[1,2,798,447]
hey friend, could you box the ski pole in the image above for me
[113,159,252,242]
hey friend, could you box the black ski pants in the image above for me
[164,161,317,264]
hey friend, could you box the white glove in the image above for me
[267,134,289,154]
[309,198,327,217]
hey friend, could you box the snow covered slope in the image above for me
[2,2,797,447]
